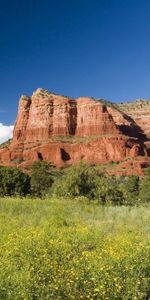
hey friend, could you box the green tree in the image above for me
[85,175,124,205]
[0,166,30,196]
[139,168,150,203]
[0,168,4,196]
[52,163,102,198]
[52,163,124,204]
[119,175,140,205]
[30,161,58,197]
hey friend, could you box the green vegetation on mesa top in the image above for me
[0,197,150,299]
[96,97,150,113]
[117,98,150,109]
[34,88,74,100]
[0,138,12,148]
[50,134,114,143]
[95,98,126,114]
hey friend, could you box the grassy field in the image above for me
[0,198,150,299]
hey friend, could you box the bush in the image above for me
[0,161,147,205]
[30,161,59,197]
[52,163,124,205]
[119,175,140,205]
[0,166,30,196]
[139,168,150,203]
[85,175,125,205]
[52,163,102,198]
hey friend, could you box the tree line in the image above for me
[0,161,150,205]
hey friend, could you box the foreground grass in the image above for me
[0,198,150,299]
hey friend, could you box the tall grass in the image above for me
[0,197,150,299]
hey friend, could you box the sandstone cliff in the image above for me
[117,99,150,162]
[0,89,150,175]
[117,99,150,138]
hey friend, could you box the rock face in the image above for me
[107,106,145,139]
[76,97,118,136]
[25,89,77,140]
[117,99,150,138]
[0,89,150,175]
[13,89,119,143]
[13,95,31,143]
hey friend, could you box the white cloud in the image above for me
[0,123,14,144]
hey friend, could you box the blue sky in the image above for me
[1,0,150,127]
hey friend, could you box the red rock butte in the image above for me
[0,88,150,175]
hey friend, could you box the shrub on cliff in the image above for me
[0,166,30,196]
[30,161,59,197]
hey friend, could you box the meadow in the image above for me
[0,197,150,299]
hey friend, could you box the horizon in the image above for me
[1,0,150,142]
